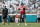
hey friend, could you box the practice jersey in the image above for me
[2,8,8,16]
[19,6,26,14]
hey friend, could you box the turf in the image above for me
[0,23,40,27]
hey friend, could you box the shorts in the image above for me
[3,15,8,19]
[37,17,40,20]
[20,14,26,19]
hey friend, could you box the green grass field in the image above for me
[0,23,40,27]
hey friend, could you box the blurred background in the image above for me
[0,0,40,22]
[0,0,40,14]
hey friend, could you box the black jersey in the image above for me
[2,8,8,16]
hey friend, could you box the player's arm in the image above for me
[2,9,4,15]
[2,9,4,18]
[7,9,8,16]
[17,7,20,11]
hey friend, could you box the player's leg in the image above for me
[19,15,20,23]
[39,18,40,22]
[20,14,22,22]
[18,14,22,25]
[15,18,18,23]
[16,18,18,23]
[22,14,24,22]
[19,14,21,23]
[24,18,27,25]
[37,19,38,23]
[37,18,39,23]
[3,15,5,25]
[25,18,26,23]
[18,17,20,25]
[3,18,5,25]
[7,19,9,24]
[23,14,27,25]
[2,18,4,23]
[2,15,4,23]
[37,18,40,23]
[6,16,9,24]
[22,18,24,22]
[15,17,20,25]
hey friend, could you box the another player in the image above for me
[37,9,40,23]
[18,3,27,25]
[2,6,9,25]
[15,14,19,23]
